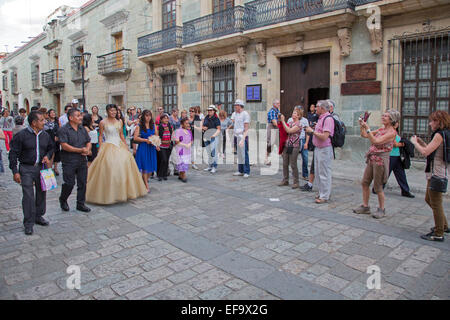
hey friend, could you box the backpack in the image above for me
[325,115,346,148]
[439,130,450,164]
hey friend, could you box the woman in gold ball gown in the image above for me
[86,104,147,205]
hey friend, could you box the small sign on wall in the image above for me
[246,84,262,102]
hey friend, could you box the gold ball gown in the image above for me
[86,120,147,205]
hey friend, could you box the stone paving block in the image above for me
[16,253,36,264]
[265,240,294,253]
[280,260,310,275]
[122,237,151,249]
[126,231,150,240]
[142,266,174,283]
[191,263,214,274]
[92,255,146,278]
[64,252,100,266]
[92,287,117,300]
[433,281,450,300]
[4,272,32,285]
[199,285,233,300]
[65,239,87,250]
[248,248,277,261]
[424,260,450,278]
[139,247,173,261]
[388,246,415,261]
[402,273,445,300]
[111,275,148,296]
[97,245,123,257]
[100,236,128,248]
[123,266,145,278]
[384,272,417,290]
[45,290,80,300]
[411,246,441,264]
[341,281,370,300]
[156,284,199,300]
[166,251,190,261]
[141,257,171,272]
[168,269,197,284]
[78,273,127,296]
[375,235,403,248]
[364,282,404,300]
[15,282,60,300]
[299,249,329,264]
[224,286,276,300]
[344,255,376,272]
[167,256,202,273]
[126,279,173,300]
[315,273,350,293]
[225,279,248,291]
[306,264,330,276]
[396,258,429,277]
[187,269,232,292]
[259,271,343,300]
[377,256,403,274]
[330,263,362,281]
[291,242,317,254]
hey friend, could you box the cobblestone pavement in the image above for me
[0,148,449,300]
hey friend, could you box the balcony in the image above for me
[97,49,132,76]
[244,0,355,31]
[183,6,245,46]
[71,61,82,82]
[138,26,183,60]
[41,69,65,89]
[31,70,41,91]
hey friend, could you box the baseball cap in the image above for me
[234,99,245,107]
[72,99,79,104]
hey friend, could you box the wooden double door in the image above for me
[280,52,330,116]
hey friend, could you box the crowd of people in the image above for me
[0,98,448,243]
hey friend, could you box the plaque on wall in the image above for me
[246,84,262,102]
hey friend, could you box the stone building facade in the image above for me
[1,0,449,159]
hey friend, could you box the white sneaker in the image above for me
[243,174,250,178]
[192,165,199,170]
[233,172,244,176]
[211,168,216,174]
[204,167,212,172]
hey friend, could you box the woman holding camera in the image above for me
[279,107,302,189]
[353,110,399,219]
[411,111,449,242]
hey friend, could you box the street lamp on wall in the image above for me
[72,52,91,112]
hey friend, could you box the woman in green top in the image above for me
[375,123,414,198]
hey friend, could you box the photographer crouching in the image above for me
[353,110,399,219]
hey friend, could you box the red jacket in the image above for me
[278,122,288,155]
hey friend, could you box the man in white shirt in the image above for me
[59,104,73,127]
[231,99,251,178]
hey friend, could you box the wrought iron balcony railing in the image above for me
[97,49,132,76]
[31,70,40,90]
[138,26,183,57]
[244,0,356,30]
[41,69,65,89]
[183,6,245,46]
[71,60,82,82]
[353,0,381,5]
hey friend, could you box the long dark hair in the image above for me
[83,113,94,130]
[106,104,122,124]
[139,109,154,131]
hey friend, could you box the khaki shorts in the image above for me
[362,162,385,193]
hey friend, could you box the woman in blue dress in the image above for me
[134,110,158,192]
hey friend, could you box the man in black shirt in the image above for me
[57,108,92,213]
[202,105,221,174]
[9,111,54,235]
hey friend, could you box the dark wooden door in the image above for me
[280,52,330,116]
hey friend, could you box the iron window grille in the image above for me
[386,27,449,157]
[202,60,237,115]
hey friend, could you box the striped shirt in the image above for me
[160,124,171,149]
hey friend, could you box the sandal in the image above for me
[315,198,328,204]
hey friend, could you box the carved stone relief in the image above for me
[194,54,201,75]
[337,27,352,57]
[255,42,266,67]
[237,45,247,70]
[177,54,186,77]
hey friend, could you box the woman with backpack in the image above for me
[411,111,450,242]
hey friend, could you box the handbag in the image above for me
[40,165,58,192]
[286,136,300,155]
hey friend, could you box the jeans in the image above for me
[237,136,250,175]
[300,138,309,178]
[205,137,218,168]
